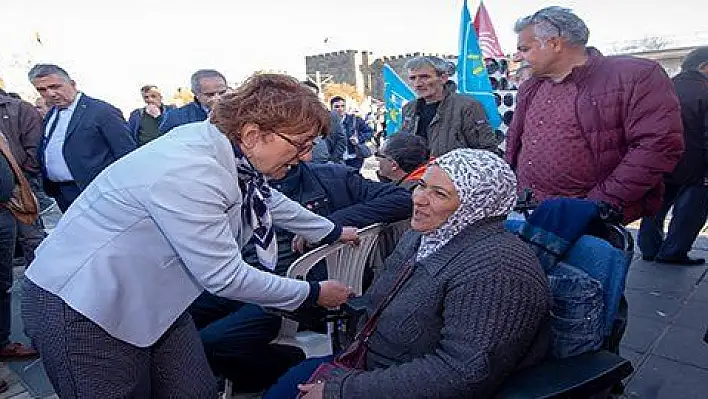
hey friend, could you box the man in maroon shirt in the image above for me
[505,7,684,224]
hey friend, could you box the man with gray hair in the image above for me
[159,69,228,134]
[505,6,683,224]
[399,56,501,157]
[28,64,136,211]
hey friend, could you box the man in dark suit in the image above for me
[28,64,137,211]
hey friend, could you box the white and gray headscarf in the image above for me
[416,149,518,261]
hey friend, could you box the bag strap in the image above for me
[354,258,416,343]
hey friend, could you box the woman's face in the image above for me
[411,165,461,233]
[239,123,315,179]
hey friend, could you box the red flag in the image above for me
[473,1,505,58]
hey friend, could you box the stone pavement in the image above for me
[619,234,708,398]
[2,201,708,398]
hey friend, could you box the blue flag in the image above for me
[383,64,416,135]
[457,0,502,129]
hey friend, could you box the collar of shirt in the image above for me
[58,92,83,114]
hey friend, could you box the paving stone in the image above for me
[621,314,667,353]
[673,296,708,330]
[624,355,708,399]
[624,289,684,321]
[625,264,706,296]
[652,325,708,370]
[0,363,28,399]
[619,346,646,369]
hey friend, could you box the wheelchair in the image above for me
[494,193,633,398]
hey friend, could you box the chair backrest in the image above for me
[287,223,384,296]
[366,219,411,278]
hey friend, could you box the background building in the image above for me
[305,45,705,101]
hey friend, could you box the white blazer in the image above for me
[25,122,336,347]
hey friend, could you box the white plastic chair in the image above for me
[287,223,384,296]
[366,219,410,276]
[222,224,384,398]
[273,223,384,358]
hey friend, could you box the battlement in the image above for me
[381,52,457,61]
[306,50,372,59]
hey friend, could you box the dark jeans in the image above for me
[26,174,53,212]
[16,218,45,266]
[344,157,365,172]
[262,355,333,399]
[10,175,47,267]
[0,207,17,347]
[188,291,303,392]
[638,183,708,259]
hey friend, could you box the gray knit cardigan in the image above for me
[324,217,551,398]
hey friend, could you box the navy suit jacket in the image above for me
[39,94,137,196]
[158,101,208,134]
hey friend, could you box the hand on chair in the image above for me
[317,281,353,308]
[338,226,360,246]
[298,382,324,398]
[292,235,308,254]
[293,227,359,254]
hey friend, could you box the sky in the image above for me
[1,0,706,114]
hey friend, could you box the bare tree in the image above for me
[610,36,670,54]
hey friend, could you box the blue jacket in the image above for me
[242,162,413,275]
[127,104,175,143]
[158,101,208,134]
[39,94,137,195]
[505,198,631,356]
[342,114,373,157]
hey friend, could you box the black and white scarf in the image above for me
[233,146,278,270]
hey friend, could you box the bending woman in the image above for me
[21,74,356,397]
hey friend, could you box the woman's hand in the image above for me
[317,280,352,308]
[298,382,324,398]
[292,235,308,254]
[338,226,360,246]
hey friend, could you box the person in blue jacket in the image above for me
[330,96,374,171]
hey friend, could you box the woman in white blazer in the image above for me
[21,74,357,398]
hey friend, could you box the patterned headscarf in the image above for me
[416,149,517,261]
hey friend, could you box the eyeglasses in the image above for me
[531,11,563,38]
[274,131,314,156]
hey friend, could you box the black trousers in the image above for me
[638,183,708,259]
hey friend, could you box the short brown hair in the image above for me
[211,74,329,143]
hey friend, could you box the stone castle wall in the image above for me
[306,46,700,101]
[305,50,372,94]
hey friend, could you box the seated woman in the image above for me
[265,148,552,399]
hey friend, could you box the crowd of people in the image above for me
[0,5,706,398]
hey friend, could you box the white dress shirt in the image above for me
[26,121,336,347]
[44,93,82,182]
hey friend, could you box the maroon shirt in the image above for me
[515,79,596,201]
